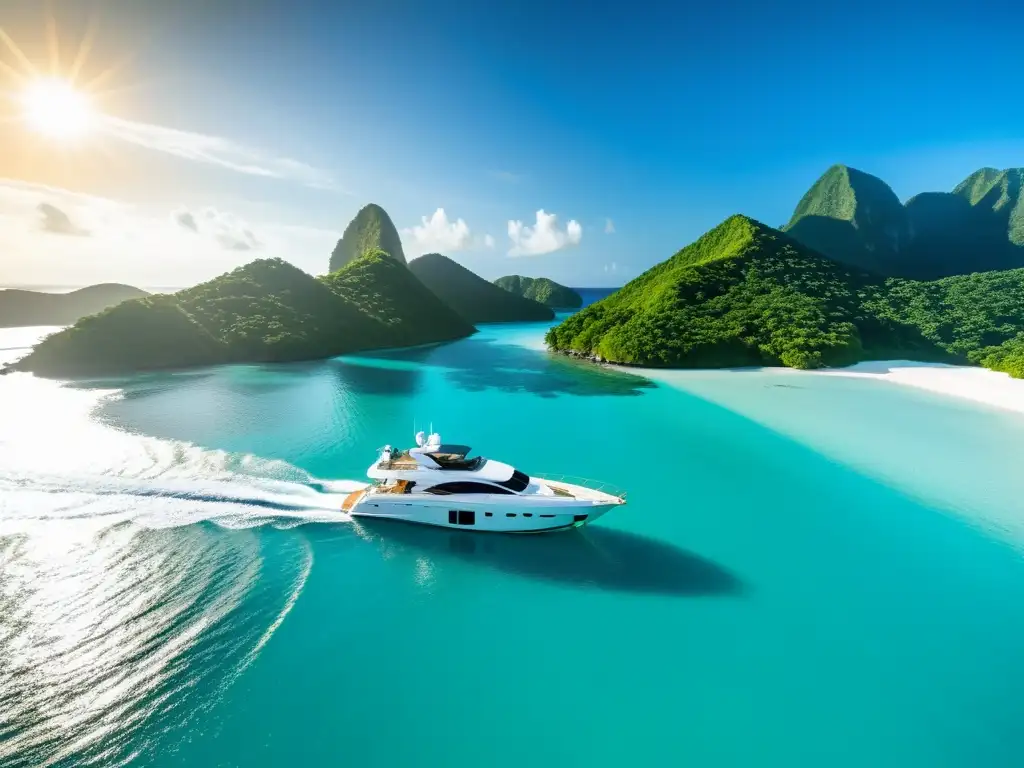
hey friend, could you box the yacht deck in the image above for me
[341,489,365,511]
[378,452,419,470]
[377,479,413,494]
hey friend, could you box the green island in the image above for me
[409,253,554,322]
[546,214,1024,375]
[0,283,149,328]
[11,251,473,378]
[494,275,583,309]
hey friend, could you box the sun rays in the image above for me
[0,3,127,149]
[0,4,336,188]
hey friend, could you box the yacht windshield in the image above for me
[427,452,484,470]
[495,469,530,492]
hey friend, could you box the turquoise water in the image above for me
[3,319,1024,766]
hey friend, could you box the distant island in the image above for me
[0,284,149,328]
[547,214,1024,377]
[784,165,1024,279]
[11,251,473,377]
[494,276,583,309]
[408,253,554,323]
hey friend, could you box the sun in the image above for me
[20,78,96,140]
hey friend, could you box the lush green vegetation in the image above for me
[953,167,1024,247]
[11,295,227,376]
[320,249,473,345]
[12,254,473,377]
[546,215,1024,373]
[549,216,881,369]
[784,164,909,275]
[863,269,1024,360]
[329,203,407,272]
[494,276,582,308]
[978,335,1024,379]
[409,253,554,322]
[784,164,1024,279]
[0,283,148,328]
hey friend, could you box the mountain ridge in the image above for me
[0,283,149,328]
[784,164,1024,278]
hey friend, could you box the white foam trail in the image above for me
[0,373,367,533]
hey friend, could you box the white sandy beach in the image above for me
[627,359,1024,416]
[803,360,1024,415]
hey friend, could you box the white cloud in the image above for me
[0,178,341,286]
[507,209,582,256]
[484,234,495,248]
[603,262,618,273]
[98,116,338,190]
[403,208,473,256]
[37,203,89,236]
[174,206,262,251]
[605,218,615,234]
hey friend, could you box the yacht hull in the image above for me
[348,491,620,533]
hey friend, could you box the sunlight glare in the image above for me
[20,78,96,140]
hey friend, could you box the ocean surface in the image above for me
[3,313,1024,767]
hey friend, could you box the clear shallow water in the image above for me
[3,322,1024,767]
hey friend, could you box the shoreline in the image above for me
[614,359,1024,416]
[805,360,1024,415]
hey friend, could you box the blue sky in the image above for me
[1,0,1022,286]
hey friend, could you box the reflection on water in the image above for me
[0,523,309,768]
[348,519,743,597]
[59,334,653,456]
[358,334,655,397]
[63,329,655,408]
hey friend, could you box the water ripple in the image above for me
[0,376,355,766]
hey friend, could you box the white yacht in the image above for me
[341,431,626,533]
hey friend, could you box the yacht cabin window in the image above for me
[426,481,514,495]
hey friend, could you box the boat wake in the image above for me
[0,374,366,534]
[0,373,364,767]
[1,469,367,531]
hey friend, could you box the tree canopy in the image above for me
[494,276,583,308]
[13,253,473,378]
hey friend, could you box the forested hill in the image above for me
[547,215,1024,376]
[11,253,473,378]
